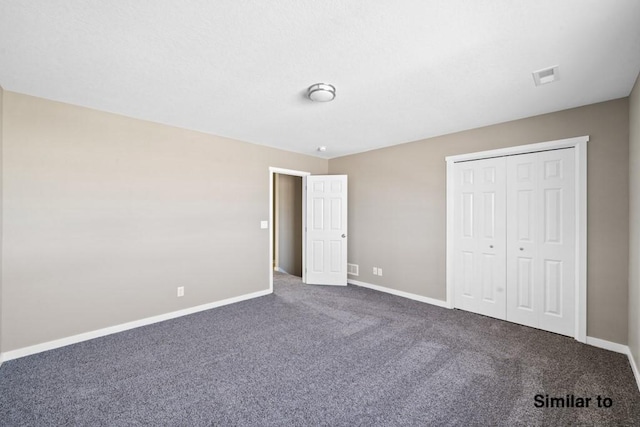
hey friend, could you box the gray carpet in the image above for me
[1,272,639,426]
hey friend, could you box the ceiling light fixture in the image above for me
[317,146,327,152]
[307,83,336,102]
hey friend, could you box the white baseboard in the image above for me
[1,288,272,362]
[585,336,639,392]
[629,349,640,392]
[348,279,450,309]
[585,336,629,354]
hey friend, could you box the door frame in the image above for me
[445,135,589,342]
[269,167,310,293]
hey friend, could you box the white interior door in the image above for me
[453,157,507,320]
[505,152,539,328]
[506,148,575,336]
[305,175,348,285]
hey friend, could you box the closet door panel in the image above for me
[454,163,479,313]
[506,149,575,336]
[506,153,539,328]
[537,149,575,336]
[453,157,506,320]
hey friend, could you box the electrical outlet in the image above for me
[177,286,184,297]
[378,268,383,276]
[373,267,378,275]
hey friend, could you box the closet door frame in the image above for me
[445,135,589,343]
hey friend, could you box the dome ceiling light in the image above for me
[307,83,336,102]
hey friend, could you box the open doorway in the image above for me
[268,167,310,292]
[273,173,303,277]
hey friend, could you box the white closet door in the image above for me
[453,157,507,320]
[506,152,539,328]
[506,148,575,336]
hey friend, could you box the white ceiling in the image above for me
[1,1,640,159]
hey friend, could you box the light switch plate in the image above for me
[260,220,268,229]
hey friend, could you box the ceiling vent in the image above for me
[532,65,559,86]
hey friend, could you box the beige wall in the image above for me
[0,85,3,355]
[1,91,328,352]
[276,174,303,277]
[329,98,630,344]
[0,89,634,353]
[630,73,640,367]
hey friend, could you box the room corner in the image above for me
[0,83,4,363]
[629,69,640,388]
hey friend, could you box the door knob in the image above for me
[520,248,524,251]
[342,234,346,238]
[489,245,493,248]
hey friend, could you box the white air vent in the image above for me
[347,263,359,276]
[532,65,559,86]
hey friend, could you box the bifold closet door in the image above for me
[453,157,507,320]
[506,148,575,336]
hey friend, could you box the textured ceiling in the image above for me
[1,1,640,159]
